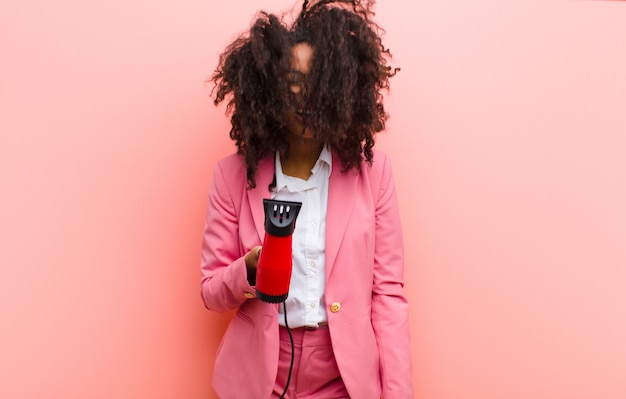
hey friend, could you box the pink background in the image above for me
[2,1,625,398]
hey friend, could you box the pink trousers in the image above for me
[272,326,350,398]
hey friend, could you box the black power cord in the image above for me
[280,300,295,399]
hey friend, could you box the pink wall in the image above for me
[1,1,625,398]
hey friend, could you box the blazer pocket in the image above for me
[235,310,256,328]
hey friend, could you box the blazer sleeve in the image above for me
[371,154,414,398]
[200,160,255,313]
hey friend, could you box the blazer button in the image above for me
[330,302,341,313]
[244,292,255,299]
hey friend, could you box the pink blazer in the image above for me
[201,150,413,398]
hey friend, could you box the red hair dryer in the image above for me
[255,199,302,303]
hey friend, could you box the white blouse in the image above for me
[272,146,332,328]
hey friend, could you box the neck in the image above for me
[281,137,324,180]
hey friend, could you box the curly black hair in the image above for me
[210,0,399,188]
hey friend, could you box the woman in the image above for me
[200,1,413,397]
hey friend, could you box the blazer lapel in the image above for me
[246,156,275,243]
[325,151,358,277]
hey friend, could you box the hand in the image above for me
[244,246,262,286]
[244,246,262,268]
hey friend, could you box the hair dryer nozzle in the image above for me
[263,199,302,237]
